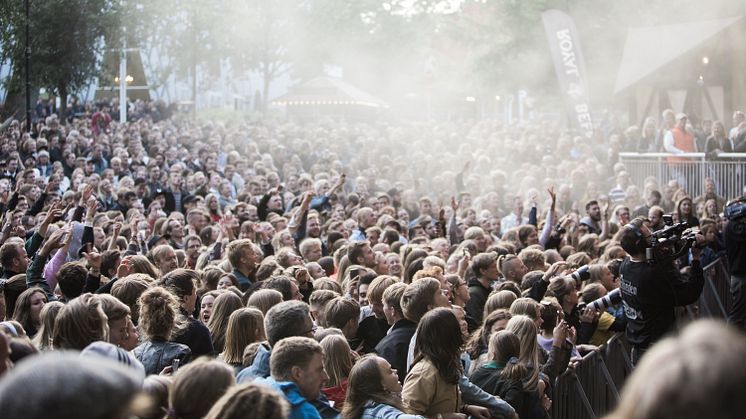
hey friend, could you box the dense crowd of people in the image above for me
[0,100,744,419]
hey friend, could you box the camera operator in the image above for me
[619,217,705,365]
[724,197,746,330]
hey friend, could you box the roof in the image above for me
[272,76,388,108]
[614,16,743,94]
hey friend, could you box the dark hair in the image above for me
[57,262,88,300]
[262,275,295,301]
[412,307,463,384]
[585,200,599,211]
[159,268,198,301]
[342,355,406,419]
[620,217,647,255]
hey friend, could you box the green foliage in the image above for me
[0,0,118,98]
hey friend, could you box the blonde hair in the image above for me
[207,291,244,354]
[247,289,283,315]
[505,314,540,391]
[319,334,353,387]
[138,286,180,341]
[484,290,518,319]
[221,308,265,364]
[608,320,746,419]
[31,301,65,351]
[53,293,109,350]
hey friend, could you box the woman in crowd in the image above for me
[402,307,489,418]
[169,359,235,419]
[220,308,265,374]
[11,287,47,338]
[470,330,549,419]
[343,355,425,419]
[30,300,64,350]
[98,294,139,350]
[206,291,243,354]
[132,286,191,375]
[320,334,354,410]
[53,293,109,350]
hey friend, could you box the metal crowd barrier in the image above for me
[551,259,732,419]
[618,152,746,199]
[551,334,630,419]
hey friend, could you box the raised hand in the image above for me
[82,250,103,270]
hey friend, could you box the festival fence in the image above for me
[552,258,732,419]
[618,152,746,199]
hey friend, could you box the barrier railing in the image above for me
[551,335,628,419]
[618,152,746,199]
[686,257,731,320]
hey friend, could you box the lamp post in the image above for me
[25,0,31,132]
[119,0,127,123]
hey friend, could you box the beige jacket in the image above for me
[402,358,461,416]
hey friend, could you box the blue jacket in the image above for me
[237,343,271,383]
[256,377,322,419]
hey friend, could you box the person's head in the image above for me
[98,294,139,351]
[12,287,47,331]
[381,282,407,326]
[413,307,463,384]
[299,238,323,262]
[324,297,361,340]
[472,252,499,282]
[137,286,180,341]
[608,320,746,419]
[487,330,525,380]
[676,196,693,218]
[206,291,244,353]
[53,293,109,350]
[348,241,375,268]
[263,275,302,301]
[151,244,178,275]
[506,314,541,390]
[0,242,29,274]
[169,359,236,419]
[227,239,261,274]
[56,262,88,300]
[222,308,265,364]
[319,334,353,387]
[0,352,143,419]
[247,288,284,315]
[31,300,65,350]
[620,217,650,257]
[110,274,152,324]
[509,297,543,328]
[548,276,579,310]
[401,277,449,323]
[264,300,314,346]
[270,336,328,400]
[588,263,618,291]
[204,382,290,419]
[586,200,601,221]
[308,289,339,327]
[159,268,199,313]
[648,205,664,227]
[500,254,528,283]
[342,355,405,419]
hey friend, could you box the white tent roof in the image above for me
[614,16,742,94]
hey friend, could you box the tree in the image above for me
[0,0,118,122]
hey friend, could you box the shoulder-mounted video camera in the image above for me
[725,197,746,221]
[645,215,698,263]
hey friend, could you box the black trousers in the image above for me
[728,275,746,330]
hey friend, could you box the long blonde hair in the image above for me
[319,334,353,387]
[506,314,541,391]
[207,291,244,354]
[221,308,265,364]
[31,301,65,350]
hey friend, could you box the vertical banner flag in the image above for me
[542,9,594,138]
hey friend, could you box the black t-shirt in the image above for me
[620,257,704,350]
[725,219,746,275]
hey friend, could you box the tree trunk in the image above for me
[58,84,67,124]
